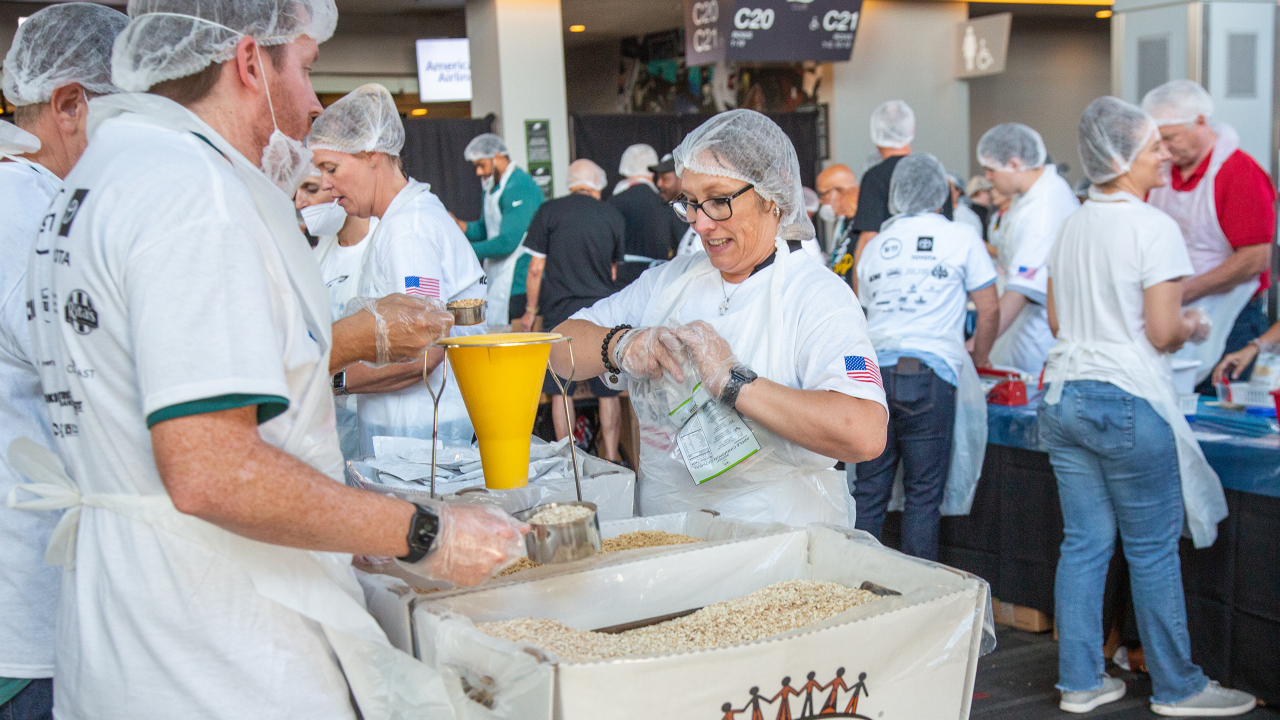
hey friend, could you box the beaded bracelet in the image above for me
[601,324,632,377]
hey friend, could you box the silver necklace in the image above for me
[719,276,744,315]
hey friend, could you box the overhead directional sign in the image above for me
[684,0,863,65]
[955,13,1011,79]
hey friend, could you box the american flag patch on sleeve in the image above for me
[1016,266,1038,280]
[405,276,440,298]
[845,355,883,389]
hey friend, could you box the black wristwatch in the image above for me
[720,365,759,410]
[399,504,441,563]
[332,370,349,396]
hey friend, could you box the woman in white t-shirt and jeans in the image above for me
[1041,96,1251,716]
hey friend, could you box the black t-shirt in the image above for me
[850,155,954,234]
[608,183,685,286]
[524,193,627,328]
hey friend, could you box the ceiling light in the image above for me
[1096,9,1113,17]
[411,108,428,116]
[569,24,586,32]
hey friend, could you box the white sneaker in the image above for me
[1060,676,1127,713]
[1150,681,1257,717]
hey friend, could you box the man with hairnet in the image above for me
[977,122,1078,377]
[849,100,953,293]
[12,2,527,717]
[0,7,127,716]
[457,132,544,328]
[521,159,627,460]
[651,152,703,256]
[816,163,861,287]
[1142,79,1277,389]
[611,143,687,286]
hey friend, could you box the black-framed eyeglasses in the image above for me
[670,183,754,223]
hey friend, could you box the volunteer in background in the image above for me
[815,163,860,288]
[1041,96,1249,716]
[309,84,487,453]
[611,143,686,286]
[849,100,954,292]
[1142,80,1277,389]
[0,7,127,718]
[652,152,702,256]
[977,123,1078,376]
[1215,319,1280,383]
[521,159,627,461]
[552,110,888,526]
[456,132,543,327]
[852,154,999,561]
[295,167,376,460]
[14,3,526,716]
[949,171,985,238]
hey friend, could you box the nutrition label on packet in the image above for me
[673,384,761,484]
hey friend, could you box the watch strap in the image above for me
[399,504,441,563]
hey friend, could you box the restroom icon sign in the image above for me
[955,12,1011,79]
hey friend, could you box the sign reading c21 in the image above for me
[684,0,863,65]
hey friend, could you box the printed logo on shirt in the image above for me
[931,264,949,279]
[58,189,89,237]
[1016,266,1037,280]
[44,391,83,414]
[63,289,98,335]
[326,275,350,288]
[26,299,34,321]
[40,212,56,233]
[867,272,881,283]
[886,268,901,278]
[405,276,441,299]
[916,236,934,251]
[845,355,883,389]
[879,238,901,259]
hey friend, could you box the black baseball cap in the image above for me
[649,153,676,174]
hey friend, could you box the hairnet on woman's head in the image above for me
[673,109,815,241]
[463,133,508,162]
[1141,79,1214,127]
[888,153,949,216]
[976,123,1046,172]
[567,159,607,191]
[306,83,404,156]
[112,0,338,93]
[2,3,129,107]
[870,100,915,149]
[1078,96,1158,185]
[618,144,659,178]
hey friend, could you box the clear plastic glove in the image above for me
[1184,306,1212,345]
[672,320,740,399]
[345,294,454,366]
[613,325,686,382]
[403,503,530,587]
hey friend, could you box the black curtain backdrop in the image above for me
[572,111,820,200]
[400,114,495,222]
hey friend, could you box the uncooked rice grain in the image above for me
[600,531,701,553]
[527,504,594,525]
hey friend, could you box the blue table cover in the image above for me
[987,392,1280,498]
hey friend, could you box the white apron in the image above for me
[357,180,474,451]
[9,95,454,719]
[317,229,374,461]
[1043,340,1228,548]
[481,167,527,327]
[632,238,853,526]
[1149,124,1258,385]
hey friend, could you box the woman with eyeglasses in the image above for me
[550,110,888,525]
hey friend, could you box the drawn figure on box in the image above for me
[748,686,776,720]
[844,672,870,719]
[772,677,801,720]
[722,702,741,720]
[800,672,824,716]
[820,668,849,714]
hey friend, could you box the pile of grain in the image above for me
[447,299,486,308]
[600,530,701,553]
[527,504,594,525]
[477,579,878,662]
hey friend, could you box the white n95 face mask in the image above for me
[818,203,837,223]
[256,46,315,195]
[481,173,495,193]
[301,200,347,237]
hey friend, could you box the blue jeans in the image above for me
[1038,381,1208,703]
[0,679,52,720]
[851,359,956,561]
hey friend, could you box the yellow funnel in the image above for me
[437,333,562,489]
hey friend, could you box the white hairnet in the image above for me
[1078,96,1158,185]
[673,109,815,241]
[976,123,1047,172]
[618,143,659,178]
[888,153,949,216]
[463,133,508,161]
[0,120,42,155]
[306,83,404,156]
[567,158,607,191]
[870,100,915,149]
[1141,79,1214,127]
[112,0,338,93]
[2,3,129,107]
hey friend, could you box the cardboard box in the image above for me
[992,599,1053,633]
[411,525,992,720]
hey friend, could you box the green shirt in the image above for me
[0,678,32,707]
[464,166,544,297]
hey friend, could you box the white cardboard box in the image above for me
[411,525,992,720]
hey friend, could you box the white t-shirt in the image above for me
[26,111,352,718]
[572,248,888,411]
[1048,189,1195,397]
[0,159,61,679]
[316,218,377,322]
[857,213,997,384]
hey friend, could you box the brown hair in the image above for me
[150,43,288,107]
[12,103,44,130]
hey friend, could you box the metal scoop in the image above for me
[514,501,601,564]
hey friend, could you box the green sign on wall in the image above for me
[525,119,553,200]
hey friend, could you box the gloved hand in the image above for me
[402,502,530,587]
[613,325,686,382]
[346,294,454,366]
[672,320,740,399]
[1184,307,1212,345]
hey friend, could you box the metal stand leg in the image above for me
[423,354,447,499]
[547,342,582,501]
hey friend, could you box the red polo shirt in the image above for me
[1170,148,1277,290]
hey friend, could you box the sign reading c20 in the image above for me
[685,0,863,64]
